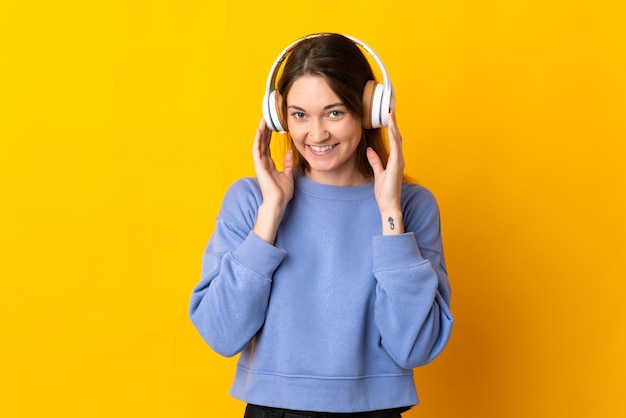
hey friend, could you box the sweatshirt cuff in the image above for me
[232,232,287,278]
[372,232,424,271]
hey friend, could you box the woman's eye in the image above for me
[328,110,344,118]
[292,112,306,119]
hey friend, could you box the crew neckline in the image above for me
[294,173,375,200]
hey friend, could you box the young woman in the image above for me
[189,33,453,417]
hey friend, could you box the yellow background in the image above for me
[1,1,624,417]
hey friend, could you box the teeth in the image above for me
[310,145,334,152]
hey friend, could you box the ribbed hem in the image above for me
[230,365,418,413]
[231,232,287,278]
[372,233,424,271]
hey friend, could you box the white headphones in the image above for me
[262,33,395,132]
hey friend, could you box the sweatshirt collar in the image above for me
[294,173,375,201]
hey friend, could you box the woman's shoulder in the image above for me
[402,182,438,205]
[218,177,263,222]
[225,177,261,196]
[401,182,441,224]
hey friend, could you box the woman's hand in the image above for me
[252,118,294,243]
[366,109,405,235]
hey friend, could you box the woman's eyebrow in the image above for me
[287,103,345,111]
[323,102,345,110]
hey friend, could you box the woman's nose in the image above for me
[309,120,330,142]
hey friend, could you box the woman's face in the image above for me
[286,75,365,187]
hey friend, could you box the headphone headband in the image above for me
[262,33,395,132]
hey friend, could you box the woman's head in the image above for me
[276,33,390,183]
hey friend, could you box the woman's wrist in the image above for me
[381,210,404,235]
[253,203,284,244]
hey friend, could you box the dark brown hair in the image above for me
[276,33,389,180]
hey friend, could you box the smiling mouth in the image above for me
[309,144,336,152]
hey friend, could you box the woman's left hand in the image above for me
[366,109,405,234]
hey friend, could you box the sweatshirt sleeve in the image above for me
[189,179,287,357]
[372,186,453,369]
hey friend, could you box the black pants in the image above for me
[244,404,404,418]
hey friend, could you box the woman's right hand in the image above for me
[252,118,294,244]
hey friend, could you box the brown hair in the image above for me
[276,33,389,180]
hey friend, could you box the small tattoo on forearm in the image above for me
[387,217,395,230]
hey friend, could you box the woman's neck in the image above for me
[303,169,371,187]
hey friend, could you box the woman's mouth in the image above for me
[308,144,336,153]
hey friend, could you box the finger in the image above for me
[386,110,405,169]
[283,149,294,176]
[253,118,271,160]
[387,109,402,148]
[253,119,264,163]
[253,119,262,159]
[366,147,384,177]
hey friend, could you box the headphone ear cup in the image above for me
[361,80,376,129]
[379,84,394,128]
[371,82,385,129]
[363,80,386,129]
[267,90,286,132]
[262,90,276,131]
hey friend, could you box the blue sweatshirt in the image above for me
[189,174,453,413]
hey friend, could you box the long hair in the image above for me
[276,33,389,180]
